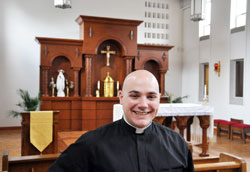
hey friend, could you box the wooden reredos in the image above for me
[36,15,174,131]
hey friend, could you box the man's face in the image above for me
[119,75,160,128]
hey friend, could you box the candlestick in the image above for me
[117,81,119,90]
[97,80,100,90]
[66,87,69,97]
[203,84,208,105]
[204,85,207,98]
[96,90,100,97]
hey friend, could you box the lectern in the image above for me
[21,111,59,156]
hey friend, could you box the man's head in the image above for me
[119,70,160,128]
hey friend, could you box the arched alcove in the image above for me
[49,56,73,96]
[90,39,126,96]
[144,60,161,90]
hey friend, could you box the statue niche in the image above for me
[49,56,74,97]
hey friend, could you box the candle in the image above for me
[204,85,207,97]
[117,81,119,90]
[97,80,100,90]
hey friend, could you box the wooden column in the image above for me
[125,57,134,75]
[72,67,81,97]
[40,66,50,97]
[85,55,94,97]
[198,115,210,157]
[175,116,191,137]
[160,70,166,96]
[186,116,194,142]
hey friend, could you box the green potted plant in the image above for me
[9,89,40,118]
[164,91,189,103]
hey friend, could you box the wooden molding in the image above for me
[0,126,21,131]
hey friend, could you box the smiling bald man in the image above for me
[48,70,194,172]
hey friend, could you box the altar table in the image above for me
[113,103,214,157]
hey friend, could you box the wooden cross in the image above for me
[101,45,115,66]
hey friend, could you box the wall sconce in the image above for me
[54,0,71,9]
[214,61,221,77]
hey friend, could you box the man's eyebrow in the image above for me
[148,91,158,95]
[128,90,139,94]
[128,90,158,95]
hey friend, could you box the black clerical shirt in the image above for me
[48,118,194,172]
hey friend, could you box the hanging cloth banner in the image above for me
[30,111,53,153]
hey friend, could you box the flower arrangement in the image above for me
[164,91,189,103]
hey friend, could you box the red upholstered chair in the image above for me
[231,123,250,143]
[216,118,240,139]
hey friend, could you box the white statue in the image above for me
[56,69,65,97]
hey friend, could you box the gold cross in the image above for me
[101,45,116,66]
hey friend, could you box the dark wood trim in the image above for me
[76,15,143,26]
[0,126,21,131]
[36,37,83,46]
[138,44,174,51]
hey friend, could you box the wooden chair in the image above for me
[2,150,59,172]
[231,122,250,143]
[214,119,228,136]
[194,152,246,172]
[216,118,240,139]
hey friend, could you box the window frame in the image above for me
[199,0,211,39]
[199,63,209,101]
[230,0,247,31]
[229,59,244,105]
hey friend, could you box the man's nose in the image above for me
[138,97,148,108]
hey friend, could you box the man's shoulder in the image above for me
[152,121,184,140]
[77,120,120,142]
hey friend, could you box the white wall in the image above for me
[182,0,250,123]
[0,0,183,127]
[165,1,183,98]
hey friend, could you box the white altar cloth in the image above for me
[113,103,214,139]
[157,103,213,116]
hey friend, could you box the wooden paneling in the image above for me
[97,102,118,109]
[96,119,112,128]
[58,119,71,131]
[52,101,71,110]
[71,110,82,119]
[96,110,113,119]
[72,101,81,109]
[82,101,96,109]
[82,110,96,119]
[82,120,96,130]
[71,120,82,130]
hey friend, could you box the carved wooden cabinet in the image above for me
[37,15,173,131]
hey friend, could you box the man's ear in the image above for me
[118,90,123,104]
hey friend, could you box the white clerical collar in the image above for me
[123,116,152,134]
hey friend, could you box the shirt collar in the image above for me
[123,115,152,134]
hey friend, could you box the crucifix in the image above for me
[101,45,116,66]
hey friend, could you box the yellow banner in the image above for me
[30,111,53,153]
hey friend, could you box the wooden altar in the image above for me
[37,15,173,131]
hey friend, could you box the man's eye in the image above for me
[129,94,139,98]
[148,95,157,99]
